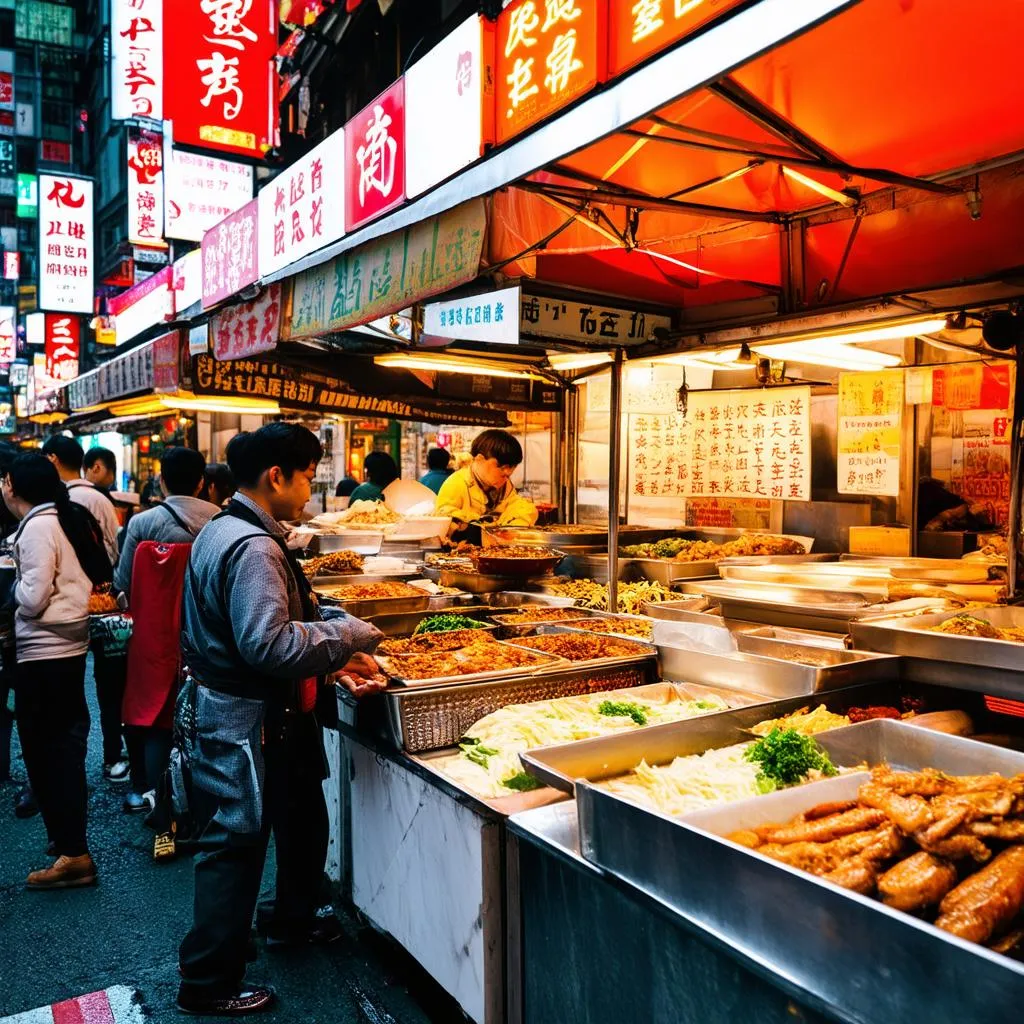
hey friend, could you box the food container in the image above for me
[425,566,550,595]
[314,582,431,619]
[375,640,567,688]
[501,628,658,674]
[338,661,660,753]
[471,549,567,577]
[489,607,600,638]
[298,530,385,555]
[363,609,500,638]
[570,720,1024,1024]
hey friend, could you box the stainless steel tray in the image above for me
[432,566,555,595]
[501,628,658,675]
[851,607,1024,672]
[630,558,721,586]
[308,571,421,585]
[483,525,675,548]
[641,597,718,620]
[574,721,1024,1024]
[365,661,660,752]
[489,608,600,637]
[364,609,499,638]
[376,642,568,688]
[520,687,892,793]
[315,591,431,618]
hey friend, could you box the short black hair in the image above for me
[42,434,84,471]
[363,451,399,488]
[161,447,207,496]
[335,476,358,497]
[471,429,522,467]
[427,447,451,471]
[204,462,236,498]
[225,423,323,488]
[83,447,116,475]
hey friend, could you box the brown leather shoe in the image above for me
[177,987,275,1016]
[26,854,97,890]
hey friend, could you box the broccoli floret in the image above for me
[744,728,838,787]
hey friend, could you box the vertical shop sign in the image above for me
[3,252,19,280]
[609,0,745,76]
[16,173,36,218]
[211,282,281,361]
[837,369,904,497]
[404,14,495,199]
[258,125,345,277]
[44,313,80,382]
[15,102,32,136]
[288,198,487,339]
[202,196,259,308]
[127,127,166,247]
[172,249,202,313]
[164,146,253,241]
[151,330,180,392]
[164,0,278,158]
[0,72,13,110]
[111,0,164,120]
[344,80,405,232]
[0,306,15,363]
[38,174,94,313]
[496,0,606,146]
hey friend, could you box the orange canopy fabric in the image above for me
[488,0,1024,317]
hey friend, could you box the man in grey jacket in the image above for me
[177,423,385,1017]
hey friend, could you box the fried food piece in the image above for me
[823,860,879,895]
[756,807,887,846]
[990,927,1024,955]
[935,846,1024,943]
[727,830,762,850]
[878,852,959,912]
[760,824,902,878]
[803,800,858,821]
[917,832,992,864]
[930,614,1003,639]
[970,820,1024,841]
[859,781,933,834]
[916,805,973,845]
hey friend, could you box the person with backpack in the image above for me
[115,448,218,839]
[42,434,127,784]
[176,423,386,1017]
[1,453,109,889]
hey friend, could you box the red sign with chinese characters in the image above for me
[211,281,281,361]
[608,0,745,76]
[44,314,81,383]
[496,0,606,146]
[202,197,259,308]
[344,79,406,232]
[152,330,180,392]
[41,140,72,164]
[0,73,13,108]
[2,252,18,280]
[127,127,165,247]
[164,0,278,159]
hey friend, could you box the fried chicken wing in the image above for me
[970,821,1024,841]
[859,782,933,834]
[756,807,886,845]
[915,831,991,864]
[802,800,858,821]
[935,846,1024,944]
[877,852,958,912]
[758,825,900,876]
[823,860,879,895]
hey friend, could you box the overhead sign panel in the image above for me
[202,196,259,308]
[127,126,166,247]
[423,286,521,345]
[38,174,94,314]
[344,79,405,232]
[164,147,253,242]
[111,0,164,119]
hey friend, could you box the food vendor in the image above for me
[435,429,538,540]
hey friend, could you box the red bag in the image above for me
[123,541,192,729]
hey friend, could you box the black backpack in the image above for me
[65,503,114,587]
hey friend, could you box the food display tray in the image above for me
[574,720,1024,1024]
[482,525,675,548]
[472,550,567,577]
[851,607,1024,672]
[310,571,421,586]
[313,589,431,619]
[350,661,660,753]
[375,642,568,689]
[428,566,556,595]
[302,531,385,555]
[501,627,659,675]
[490,608,600,637]
[363,608,500,638]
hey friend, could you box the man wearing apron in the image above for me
[176,423,385,1017]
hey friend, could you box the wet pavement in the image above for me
[0,660,459,1023]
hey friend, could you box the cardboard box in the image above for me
[848,526,912,556]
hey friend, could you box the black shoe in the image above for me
[265,914,343,948]
[14,785,38,819]
[176,987,275,1016]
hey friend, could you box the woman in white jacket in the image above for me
[2,453,97,889]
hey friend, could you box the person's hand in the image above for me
[332,652,386,698]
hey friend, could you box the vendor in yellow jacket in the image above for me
[435,429,537,539]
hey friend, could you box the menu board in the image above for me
[837,369,905,497]
[686,498,773,530]
[630,386,812,502]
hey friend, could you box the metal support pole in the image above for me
[1007,354,1024,597]
[607,351,623,613]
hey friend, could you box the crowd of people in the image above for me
[0,423,538,1015]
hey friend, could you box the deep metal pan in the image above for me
[471,550,567,577]
[375,642,569,688]
[501,629,658,676]
[364,608,500,638]
[575,721,1024,1024]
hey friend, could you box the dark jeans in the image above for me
[178,711,328,997]
[14,654,90,857]
[91,643,127,765]
[125,724,173,796]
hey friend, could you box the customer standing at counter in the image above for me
[348,450,398,503]
[177,423,386,1017]
[435,429,538,539]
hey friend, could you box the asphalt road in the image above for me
[0,661,458,1023]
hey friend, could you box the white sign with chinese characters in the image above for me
[111,0,163,120]
[520,294,672,345]
[405,14,493,199]
[258,127,345,278]
[0,306,15,363]
[172,249,202,314]
[38,174,94,314]
[127,129,165,246]
[422,286,520,345]
[165,147,253,242]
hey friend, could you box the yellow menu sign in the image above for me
[837,369,905,496]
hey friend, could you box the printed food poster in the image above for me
[837,369,904,496]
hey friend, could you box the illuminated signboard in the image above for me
[344,79,405,232]
[38,174,94,314]
[165,147,253,242]
[111,0,164,120]
[496,0,606,146]
[127,127,166,247]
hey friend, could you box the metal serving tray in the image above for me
[482,525,675,548]
[576,721,1024,1024]
[736,625,850,651]
[431,566,557,595]
[314,589,431,619]
[376,641,567,689]
[556,612,655,641]
[851,606,1024,672]
[363,608,499,638]
[521,686,914,793]
[490,608,600,637]
[309,571,421,586]
[502,627,658,675]
[361,660,660,752]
